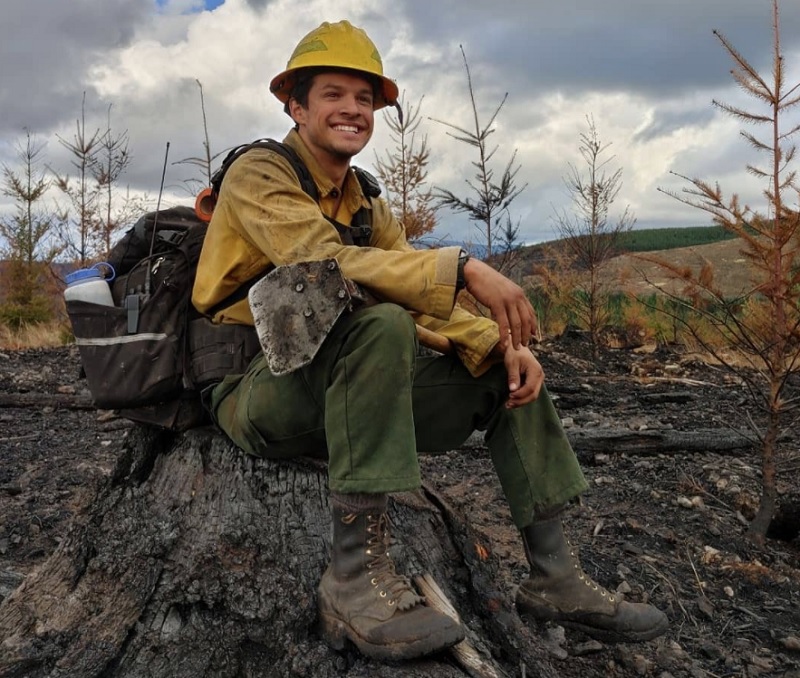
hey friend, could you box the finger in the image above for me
[507,364,521,393]
[492,303,511,349]
[516,302,532,347]
[521,299,538,345]
[507,375,541,407]
[507,304,523,350]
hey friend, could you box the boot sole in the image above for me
[518,604,669,644]
[560,616,669,643]
[319,610,465,661]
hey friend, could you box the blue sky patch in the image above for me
[155,0,224,11]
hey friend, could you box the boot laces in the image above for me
[567,537,616,603]
[364,513,423,610]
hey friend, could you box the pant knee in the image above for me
[356,303,417,348]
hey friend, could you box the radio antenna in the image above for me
[145,141,171,295]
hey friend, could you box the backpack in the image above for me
[66,138,380,431]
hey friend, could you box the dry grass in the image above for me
[0,321,72,350]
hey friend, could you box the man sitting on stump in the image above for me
[192,19,668,661]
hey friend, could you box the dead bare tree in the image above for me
[175,79,222,197]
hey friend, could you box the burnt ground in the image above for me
[1,334,799,677]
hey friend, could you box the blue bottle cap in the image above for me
[65,262,115,285]
[65,268,103,285]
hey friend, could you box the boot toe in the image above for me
[577,600,669,643]
[346,606,464,660]
[364,606,465,647]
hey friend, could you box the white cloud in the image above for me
[3,0,800,248]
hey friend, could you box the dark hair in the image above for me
[285,67,381,117]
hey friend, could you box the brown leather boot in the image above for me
[516,516,668,643]
[318,508,465,660]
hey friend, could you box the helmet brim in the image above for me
[269,66,399,111]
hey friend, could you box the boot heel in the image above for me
[319,612,348,650]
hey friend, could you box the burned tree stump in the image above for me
[0,426,560,678]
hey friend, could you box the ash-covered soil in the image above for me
[1,335,799,677]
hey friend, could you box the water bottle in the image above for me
[64,263,116,306]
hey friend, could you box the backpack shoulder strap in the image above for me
[211,138,319,202]
[352,166,381,199]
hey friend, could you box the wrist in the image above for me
[456,248,471,292]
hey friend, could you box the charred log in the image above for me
[566,427,753,461]
[0,393,95,410]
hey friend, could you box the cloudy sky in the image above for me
[2,0,800,247]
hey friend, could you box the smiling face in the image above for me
[289,70,375,180]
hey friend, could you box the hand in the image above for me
[463,257,538,350]
[503,344,544,409]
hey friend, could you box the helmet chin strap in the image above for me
[393,101,404,126]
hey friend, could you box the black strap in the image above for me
[211,138,319,201]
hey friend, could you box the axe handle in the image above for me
[415,324,453,354]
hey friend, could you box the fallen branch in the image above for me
[635,376,719,387]
[415,573,504,678]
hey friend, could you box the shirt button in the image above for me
[330,188,340,198]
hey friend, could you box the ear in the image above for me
[288,98,307,127]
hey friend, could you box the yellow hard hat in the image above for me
[270,20,399,110]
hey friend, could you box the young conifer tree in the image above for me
[0,131,60,326]
[650,0,800,542]
[52,94,103,266]
[93,104,140,257]
[431,47,526,262]
[373,93,438,244]
[552,116,635,358]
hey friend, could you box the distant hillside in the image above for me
[514,231,753,301]
[523,225,730,256]
[615,226,735,252]
[506,225,732,272]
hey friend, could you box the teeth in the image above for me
[334,125,359,133]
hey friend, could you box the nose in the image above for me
[339,93,361,116]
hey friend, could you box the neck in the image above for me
[297,129,350,189]
[321,161,348,190]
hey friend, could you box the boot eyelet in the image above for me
[371,578,378,586]
[388,600,396,606]
[609,596,616,603]
[578,573,584,580]
[365,549,372,555]
[380,591,387,598]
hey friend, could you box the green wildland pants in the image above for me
[210,303,588,528]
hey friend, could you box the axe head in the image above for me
[248,259,359,376]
